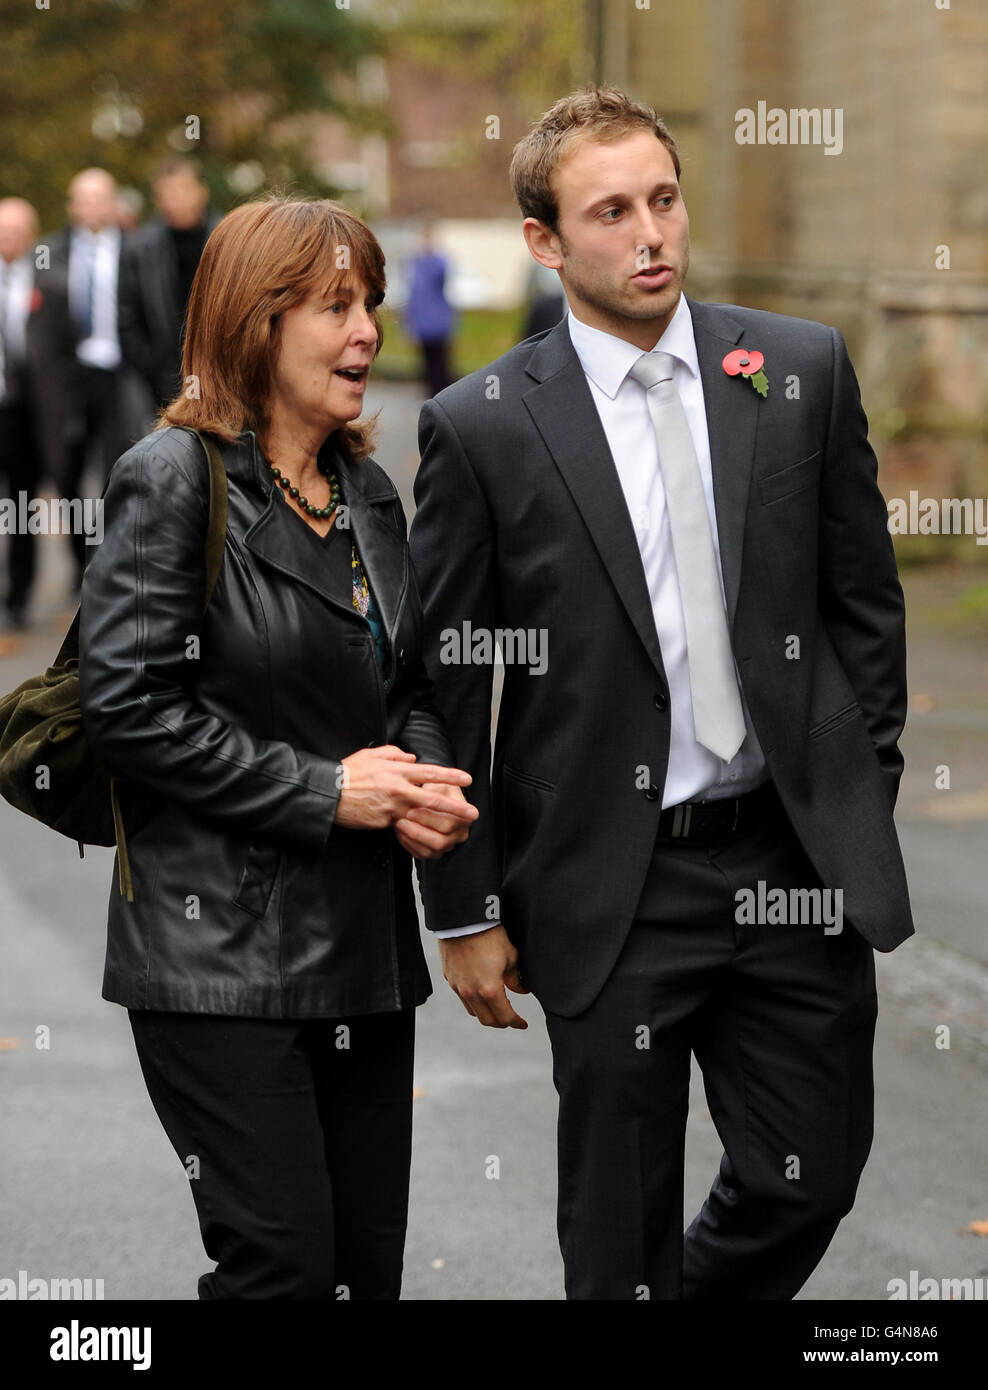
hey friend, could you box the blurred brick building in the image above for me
[313,0,987,499]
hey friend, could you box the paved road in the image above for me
[1,385,985,1301]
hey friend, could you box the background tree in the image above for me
[0,0,386,229]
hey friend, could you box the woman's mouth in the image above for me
[334,365,369,384]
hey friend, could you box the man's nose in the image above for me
[633,207,665,250]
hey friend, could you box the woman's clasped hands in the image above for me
[336,745,478,859]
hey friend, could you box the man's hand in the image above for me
[394,782,476,860]
[439,924,530,1029]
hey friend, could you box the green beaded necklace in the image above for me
[268,457,341,520]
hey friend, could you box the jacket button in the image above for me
[398,648,406,664]
[372,848,390,868]
[653,691,668,711]
[644,784,660,802]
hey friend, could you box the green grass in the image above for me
[375,307,527,381]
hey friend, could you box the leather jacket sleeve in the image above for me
[79,438,343,852]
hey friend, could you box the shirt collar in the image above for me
[73,224,120,246]
[566,290,699,400]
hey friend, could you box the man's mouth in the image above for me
[632,265,674,285]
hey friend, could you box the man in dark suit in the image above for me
[407,87,913,1300]
[117,155,221,410]
[47,167,150,590]
[0,197,78,631]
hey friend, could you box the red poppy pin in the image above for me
[723,348,768,398]
[29,288,43,313]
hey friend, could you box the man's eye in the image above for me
[602,208,622,220]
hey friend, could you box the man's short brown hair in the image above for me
[509,85,681,233]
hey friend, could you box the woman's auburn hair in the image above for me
[157,194,386,463]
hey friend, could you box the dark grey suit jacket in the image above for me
[117,209,222,406]
[5,259,79,488]
[409,295,913,1017]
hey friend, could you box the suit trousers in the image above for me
[0,401,40,616]
[543,786,878,1300]
[128,1005,416,1300]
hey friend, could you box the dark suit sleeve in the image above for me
[116,237,156,388]
[29,269,79,490]
[817,328,907,806]
[409,398,504,932]
[79,440,343,851]
[387,496,456,767]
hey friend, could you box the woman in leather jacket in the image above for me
[78,195,478,1300]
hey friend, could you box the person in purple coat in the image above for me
[404,223,454,397]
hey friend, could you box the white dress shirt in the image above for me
[68,224,122,370]
[436,291,767,939]
[0,254,33,403]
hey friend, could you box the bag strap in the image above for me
[195,430,229,612]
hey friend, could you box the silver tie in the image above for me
[628,351,746,762]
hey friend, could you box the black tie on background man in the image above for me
[0,198,77,633]
[407,87,914,1300]
[117,155,221,413]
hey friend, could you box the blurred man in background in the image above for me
[0,198,77,633]
[117,156,221,411]
[48,168,139,592]
[404,222,455,398]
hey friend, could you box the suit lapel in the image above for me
[686,296,759,631]
[522,321,667,680]
[523,299,761,666]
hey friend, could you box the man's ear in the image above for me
[522,217,563,271]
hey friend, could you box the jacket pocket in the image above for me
[808,701,863,739]
[232,842,281,918]
[503,763,557,793]
[758,450,821,506]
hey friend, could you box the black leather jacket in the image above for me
[79,424,453,1016]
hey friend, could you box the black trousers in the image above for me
[419,338,452,398]
[128,1007,416,1300]
[0,401,39,616]
[544,788,878,1300]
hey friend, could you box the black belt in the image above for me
[656,781,780,842]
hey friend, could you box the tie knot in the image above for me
[628,351,676,392]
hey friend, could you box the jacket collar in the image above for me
[238,431,407,643]
[520,294,758,676]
